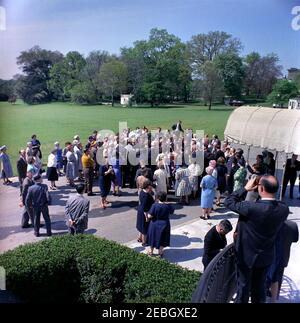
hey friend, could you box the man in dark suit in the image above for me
[202,219,233,270]
[20,170,34,228]
[171,120,184,132]
[266,220,299,302]
[16,149,27,193]
[25,174,52,237]
[224,175,289,303]
[65,184,90,235]
[282,154,300,199]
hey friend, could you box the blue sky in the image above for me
[0,0,299,79]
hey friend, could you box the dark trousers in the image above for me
[83,168,94,194]
[21,207,34,227]
[282,173,297,198]
[235,261,269,303]
[33,205,52,235]
[68,226,85,235]
[18,177,25,194]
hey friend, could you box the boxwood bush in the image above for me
[0,235,200,303]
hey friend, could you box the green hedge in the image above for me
[0,235,200,303]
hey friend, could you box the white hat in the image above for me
[0,145,7,151]
[54,141,59,146]
[73,135,80,140]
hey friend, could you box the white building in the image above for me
[120,94,134,107]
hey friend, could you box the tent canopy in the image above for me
[224,106,300,155]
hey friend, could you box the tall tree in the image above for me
[81,50,110,101]
[244,52,282,98]
[267,79,299,106]
[48,51,86,100]
[98,59,128,106]
[187,31,242,78]
[16,46,63,104]
[200,61,224,110]
[215,53,244,98]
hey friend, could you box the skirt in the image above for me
[47,167,58,181]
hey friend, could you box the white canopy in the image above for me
[224,106,300,155]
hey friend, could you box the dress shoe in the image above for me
[34,232,40,237]
[87,193,96,196]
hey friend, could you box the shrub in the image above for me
[0,235,200,303]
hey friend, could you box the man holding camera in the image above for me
[224,175,289,303]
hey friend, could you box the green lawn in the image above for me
[0,100,234,174]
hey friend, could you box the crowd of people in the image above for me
[0,122,300,303]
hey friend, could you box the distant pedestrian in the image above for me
[47,149,58,190]
[65,184,90,235]
[202,220,233,270]
[31,134,42,159]
[17,149,27,192]
[54,142,63,176]
[82,148,95,196]
[0,145,13,185]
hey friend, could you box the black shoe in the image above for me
[87,193,96,196]
[34,232,40,237]
[22,224,30,228]
[47,232,52,237]
[40,223,45,227]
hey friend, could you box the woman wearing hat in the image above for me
[0,146,13,184]
[200,166,218,219]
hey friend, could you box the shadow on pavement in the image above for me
[170,234,201,248]
[163,247,203,263]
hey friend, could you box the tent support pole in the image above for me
[247,146,250,161]
[279,153,288,201]
[274,151,279,178]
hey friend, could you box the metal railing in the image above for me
[192,243,237,303]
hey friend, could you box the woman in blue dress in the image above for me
[147,191,174,257]
[136,179,154,246]
[200,166,217,220]
[99,158,114,209]
[0,145,13,185]
[110,150,122,197]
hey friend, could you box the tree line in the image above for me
[0,28,299,108]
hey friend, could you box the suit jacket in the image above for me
[17,157,27,179]
[65,194,90,230]
[276,220,299,267]
[25,183,51,208]
[21,177,34,204]
[224,188,289,268]
[284,159,300,177]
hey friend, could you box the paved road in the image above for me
[0,175,203,252]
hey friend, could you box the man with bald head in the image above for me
[225,175,289,303]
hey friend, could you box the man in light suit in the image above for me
[224,175,289,303]
[65,184,90,235]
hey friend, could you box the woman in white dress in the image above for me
[153,165,168,196]
[188,159,202,199]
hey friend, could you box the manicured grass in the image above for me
[0,100,234,173]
